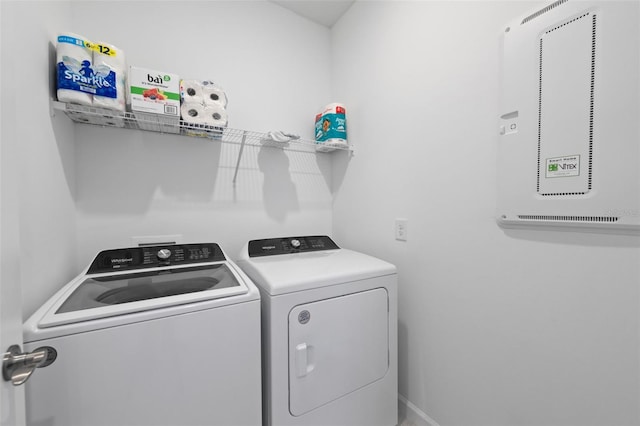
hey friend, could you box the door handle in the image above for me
[2,345,57,386]
[295,343,314,377]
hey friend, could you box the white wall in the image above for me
[1,1,78,321]
[65,2,335,269]
[1,0,334,318]
[331,2,640,425]
[4,1,640,424]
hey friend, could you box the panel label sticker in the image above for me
[546,155,581,178]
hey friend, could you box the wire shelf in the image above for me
[51,101,351,154]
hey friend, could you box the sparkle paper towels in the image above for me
[56,33,93,106]
[92,41,126,112]
[57,33,127,112]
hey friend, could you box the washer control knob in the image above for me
[157,249,171,260]
[290,239,301,249]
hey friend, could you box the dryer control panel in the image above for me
[248,236,339,257]
[88,243,226,273]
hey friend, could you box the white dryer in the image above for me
[237,235,398,426]
[23,243,262,426]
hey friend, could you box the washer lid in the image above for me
[37,262,248,328]
[237,245,396,296]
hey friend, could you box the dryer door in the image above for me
[288,288,389,416]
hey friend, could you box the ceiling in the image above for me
[269,0,355,27]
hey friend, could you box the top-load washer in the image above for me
[237,235,398,426]
[23,242,262,426]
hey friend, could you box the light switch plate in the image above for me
[395,219,408,241]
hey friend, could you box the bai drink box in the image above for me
[128,66,180,133]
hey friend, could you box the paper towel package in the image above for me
[315,103,347,151]
[56,33,94,106]
[57,34,128,114]
[129,66,180,133]
[92,41,126,112]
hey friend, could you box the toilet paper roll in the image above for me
[181,102,225,138]
[92,41,126,112]
[181,102,208,124]
[202,104,228,127]
[180,80,204,104]
[56,32,93,106]
[201,81,228,107]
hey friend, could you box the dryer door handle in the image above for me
[295,343,314,377]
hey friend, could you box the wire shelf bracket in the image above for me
[50,100,353,183]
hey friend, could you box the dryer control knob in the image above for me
[290,239,301,249]
[157,249,172,260]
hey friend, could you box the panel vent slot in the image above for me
[539,192,587,196]
[521,0,569,25]
[518,215,619,223]
[545,12,592,33]
[536,12,596,196]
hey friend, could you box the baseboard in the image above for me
[398,394,440,426]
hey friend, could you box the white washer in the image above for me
[237,235,398,426]
[23,243,262,426]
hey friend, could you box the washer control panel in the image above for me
[88,243,226,273]
[248,236,339,257]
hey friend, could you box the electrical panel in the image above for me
[497,0,639,232]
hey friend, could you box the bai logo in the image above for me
[147,74,171,84]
